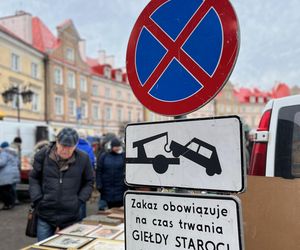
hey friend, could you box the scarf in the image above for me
[49,145,76,172]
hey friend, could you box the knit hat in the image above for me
[0,141,9,148]
[111,138,121,147]
[57,127,79,147]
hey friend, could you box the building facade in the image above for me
[0,24,45,123]
[0,12,143,136]
[1,11,299,134]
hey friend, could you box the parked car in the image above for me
[249,94,300,178]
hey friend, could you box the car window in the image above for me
[275,105,300,178]
[187,142,200,152]
[291,112,300,177]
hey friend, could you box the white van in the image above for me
[0,121,55,189]
[249,94,300,178]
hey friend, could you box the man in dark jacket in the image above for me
[29,127,94,241]
[96,137,126,209]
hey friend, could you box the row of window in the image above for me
[54,68,87,91]
[11,53,40,79]
[249,96,266,104]
[54,67,133,101]
[54,96,141,122]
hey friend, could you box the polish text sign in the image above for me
[125,192,244,250]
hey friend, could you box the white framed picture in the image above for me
[87,226,123,240]
[81,239,124,250]
[41,234,95,249]
[58,223,100,236]
[115,232,124,241]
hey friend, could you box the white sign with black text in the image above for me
[125,191,244,250]
[126,116,245,193]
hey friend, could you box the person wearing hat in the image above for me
[0,141,20,210]
[29,127,94,241]
[96,137,127,209]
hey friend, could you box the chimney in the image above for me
[105,55,115,67]
[15,10,31,16]
[98,50,106,64]
[79,40,86,61]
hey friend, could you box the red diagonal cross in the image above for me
[142,0,215,93]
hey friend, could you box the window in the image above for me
[81,101,88,119]
[32,93,39,112]
[137,111,141,121]
[150,112,155,122]
[92,83,100,96]
[80,76,87,92]
[11,53,20,71]
[104,106,112,121]
[258,97,265,104]
[66,47,74,61]
[104,67,111,78]
[127,93,132,103]
[68,99,76,117]
[116,90,122,100]
[117,108,122,122]
[226,92,231,100]
[275,105,300,178]
[54,67,63,85]
[68,71,76,89]
[128,110,132,122]
[105,87,111,98]
[54,96,63,115]
[31,63,38,79]
[219,104,224,113]
[116,71,122,82]
[92,104,100,120]
[250,96,256,103]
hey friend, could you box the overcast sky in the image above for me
[0,0,299,90]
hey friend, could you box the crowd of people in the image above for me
[0,126,256,242]
[0,128,127,241]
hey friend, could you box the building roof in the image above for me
[87,57,127,83]
[233,83,291,104]
[0,23,44,55]
[32,17,59,53]
[270,82,290,98]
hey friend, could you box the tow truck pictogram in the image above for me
[126,132,222,176]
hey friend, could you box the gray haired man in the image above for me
[29,127,94,241]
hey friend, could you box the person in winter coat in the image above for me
[76,129,95,168]
[96,137,127,209]
[76,129,95,219]
[0,141,20,210]
[29,127,94,242]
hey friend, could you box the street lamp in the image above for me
[1,85,34,125]
[1,86,34,171]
